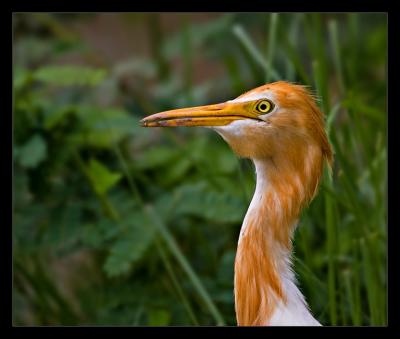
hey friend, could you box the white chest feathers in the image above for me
[268,275,321,326]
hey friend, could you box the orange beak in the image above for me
[140,101,261,127]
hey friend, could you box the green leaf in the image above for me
[80,218,121,249]
[33,65,107,87]
[147,309,171,326]
[17,134,48,169]
[202,141,238,175]
[14,67,33,92]
[162,157,192,185]
[103,211,156,277]
[134,146,181,170]
[104,237,137,277]
[86,158,122,195]
[41,203,83,252]
[43,105,75,130]
[71,106,136,148]
[171,182,245,223]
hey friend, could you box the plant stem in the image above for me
[156,238,200,325]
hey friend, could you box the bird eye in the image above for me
[256,100,274,114]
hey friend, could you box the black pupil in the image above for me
[260,103,267,111]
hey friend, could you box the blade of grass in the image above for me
[147,13,170,81]
[314,55,337,325]
[324,181,337,325]
[329,130,371,230]
[281,29,310,85]
[360,238,379,325]
[133,305,144,325]
[146,205,225,325]
[232,24,281,81]
[156,238,200,325]
[326,101,341,138]
[366,232,386,325]
[293,256,326,291]
[347,13,360,87]
[328,19,345,96]
[309,14,330,112]
[223,54,246,95]
[352,240,363,325]
[181,20,193,104]
[312,60,329,116]
[338,271,347,325]
[343,269,358,325]
[296,219,313,283]
[283,13,301,82]
[14,258,55,324]
[265,13,278,82]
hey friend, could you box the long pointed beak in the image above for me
[140,101,260,127]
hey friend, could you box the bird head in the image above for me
[141,81,333,169]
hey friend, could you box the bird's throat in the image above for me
[234,157,322,326]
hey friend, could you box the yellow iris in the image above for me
[256,100,273,114]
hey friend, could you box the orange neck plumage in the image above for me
[234,146,325,326]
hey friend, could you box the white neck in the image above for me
[239,159,321,326]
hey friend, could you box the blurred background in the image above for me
[12,13,387,326]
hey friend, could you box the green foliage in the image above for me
[34,65,107,87]
[16,134,48,169]
[103,211,156,277]
[13,13,387,326]
[72,107,137,148]
[170,182,245,223]
[85,158,122,196]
